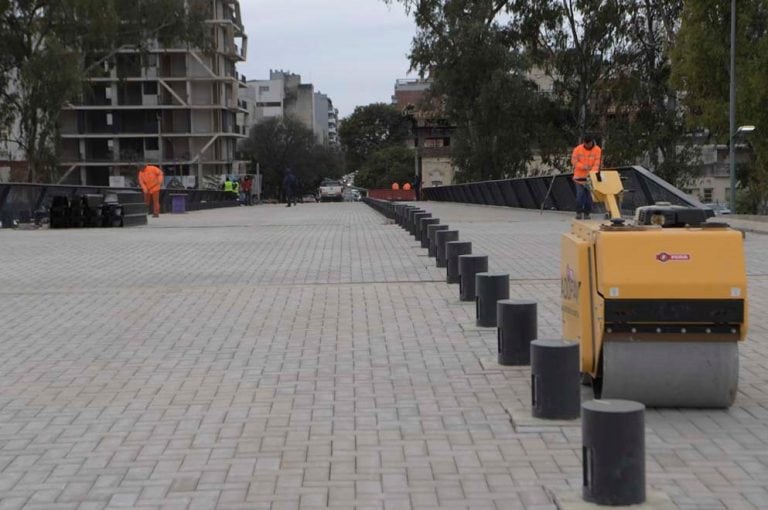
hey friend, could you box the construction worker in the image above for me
[242,175,253,205]
[403,182,412,191]
[233,178,240,198]
[223,177,234,194]
[139,164,164,218]
[391,182,400,190]
[571,135,602,219]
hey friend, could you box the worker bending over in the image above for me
[139,164,164,218]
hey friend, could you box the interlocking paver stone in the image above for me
[0,202,767,508]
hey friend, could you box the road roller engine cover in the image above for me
[561,170,748,408]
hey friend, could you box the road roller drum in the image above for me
[561,171,748,408]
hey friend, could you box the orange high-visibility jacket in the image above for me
[391,182,400,190]
[139,165,164,193]
[403,183,412,190]
[571,144,602,180]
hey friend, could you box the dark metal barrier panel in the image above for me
[0,183,239,223]
[422,166,709,215]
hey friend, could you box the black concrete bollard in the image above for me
[475,273,510,327]
[420,218,439,248]
[446,241,472,283]
[458,255,489,302]
[436,230,459,268]
[402,206,416,228]
[531,339,580,419]
[405,208,417,231]
[582,400,646,506]
[497,299,536,364]
[412,212,430,238]
[427,225,448,257]
[395,205,405,225]
[417,214,433,239]
[403,208,414,229]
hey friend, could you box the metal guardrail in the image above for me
[0,183,239,224]
[422,166,710,215]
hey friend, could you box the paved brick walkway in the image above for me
[0,202,767,509]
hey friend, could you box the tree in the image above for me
[593,1,698,186]
[338,103,412,172]
[509,0,630,140]
[240,116,345,199]
[385,0,570,181]
[671,0,768,212]
[355,146,415,189]
[0,0,210,182]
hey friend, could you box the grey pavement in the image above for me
[0,202,767,509]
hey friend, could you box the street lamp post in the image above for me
[729,0,736,209]
[729,125,756,205]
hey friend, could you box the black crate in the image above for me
[122,214,148,227]
[116,192,145,205]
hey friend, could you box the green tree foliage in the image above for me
[386,0,704,187]
[671,0,768,212]
[595,1,698,185]
[385,0,573,180]
[338,103,412,172]
[510,0,629,138]
[240,116,345,199]
[0,0,210,182]
[354,146,415,189]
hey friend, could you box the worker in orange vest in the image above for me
[571,135,602,219]
[139,164,164,218]
[403,182,412,191]
[391,182,400,190]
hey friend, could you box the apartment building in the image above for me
[59,0,249,187]
[245,71,338,146]
[393,78,457,188]
[313,93,340,146]
[328,100,339,146]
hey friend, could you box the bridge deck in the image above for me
[1,203,768,509]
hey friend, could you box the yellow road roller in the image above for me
[561,170,748,408]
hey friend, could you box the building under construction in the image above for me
[58,0,249,187]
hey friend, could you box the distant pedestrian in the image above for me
[242,176,253,205]
[139,164,164,218]
[412,176,421,201]
[283,168,298,207]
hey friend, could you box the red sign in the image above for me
[656,252,691,263]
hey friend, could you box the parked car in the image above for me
[318,179,344,202]
[703,203,732,215]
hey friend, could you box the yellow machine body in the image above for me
[561,170,748,407]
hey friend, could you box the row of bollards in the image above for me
[386,201,646,507]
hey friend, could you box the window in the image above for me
[106,113,113,126]
[256,102,281,107]
[143,54,158,68]
[143,82,158,95]
[145,137,159,151]
[423,138,444,148]
[259,86,270,93]
[703,188,713,202]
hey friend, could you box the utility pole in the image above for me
[729,0,737,209]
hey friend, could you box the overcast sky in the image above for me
[238,0,417,119]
